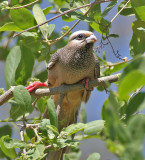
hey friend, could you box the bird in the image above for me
[26,30,100,160]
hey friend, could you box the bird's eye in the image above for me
[77,34,84,39]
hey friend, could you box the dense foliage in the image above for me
[0,0,145,159]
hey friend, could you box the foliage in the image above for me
[0,0,145,159]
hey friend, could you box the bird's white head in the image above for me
[69,30,97,45]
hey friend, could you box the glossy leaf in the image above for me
[61,8,94,22]
[10,5,36,30]
[47,98,58,128]
[10,100,25,120]
[37,97,47,114]
[13,85,32,113]
[33,4,49,40]
[118,1,134,16]
[102,0,117,17]
[131,0,145,21]
[5,46,21,89]
[40,119,51,136]
[43,6,53,16]
[126,93,145,117]
[62,123,87,136]
[0,125,12,138]
[119,71,145,100]
[129,20,145,57]
[84,120,105,135]
[128,114,145,144]
[79,105,87,123]
[87,153,101,160]
[15,46,34,86]
[120,56,145,80]
[0,136,17,159]
[0,22,22,32]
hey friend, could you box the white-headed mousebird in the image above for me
[26,30,100,159]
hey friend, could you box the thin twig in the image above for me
[20,127,26,155]
[57,94,65,116]
[101,59,132,69]
[13,0,115,37]
[33,127,41,141]
[0,73,121,106]
[127,86,144,104]
[106,36,123,60]
[10,0,40,10]
[110,0,130,24]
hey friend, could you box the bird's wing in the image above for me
[94,54,100,79]
[47,50,60,70]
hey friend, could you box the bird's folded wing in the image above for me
[47,51,60,70]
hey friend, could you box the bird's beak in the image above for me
[86,35,97,43]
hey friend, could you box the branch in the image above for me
[10,0,40,10]
[0,73,120,106]
[13,0,115,37]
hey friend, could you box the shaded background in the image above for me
[0,0,135,159]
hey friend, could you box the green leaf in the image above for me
[104,61,128,75]
[43,6,53,16]
[63,151,81,160]
[46,125,59,136]
[128,114,145,145]
[62,123,87,136]
[5,46,21,89]
[79,105,87,123]
[102,0,117,17]
[0,22,22,32]
[115,122,132,144]
[119,56,145,99]
[35,70,48,82]
[40,119,50,136]
[2,135,29,149]
[0,125,12,138]
[126,93,145,117]
[61,8,94,22]
[21,36,41,53]
[33,4,49,40]
[131,0,145,21]
[13,85,32,113]
[26,144,46,159]
[87,153,101,160]
[32,144,45,159]
[0,136,16,159]
[84,120,105,135]
[37,97,47,114]
[10,5,36,30]
[47,98,58,128]
[129,20,145,57]
[119,71,145,100]
[118,1,134,16]
[10,100,25,120]
[15,46,34,86]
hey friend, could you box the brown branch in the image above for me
[10,0,40,10]
[0,73,120,106]
[13,0,115,37]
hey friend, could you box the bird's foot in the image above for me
[26,82,47,92]
[83,78,93,91]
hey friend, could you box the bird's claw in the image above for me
[83,78,93,91]
[26,82,47,92]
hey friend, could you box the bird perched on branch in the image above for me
[26,30,100,159]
